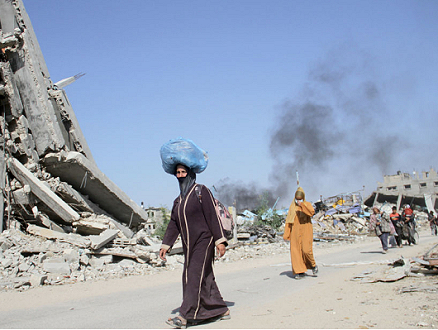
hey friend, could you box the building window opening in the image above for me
[420,182,427,188]
[404,184,411,189]
[387,186,397,191]
[434,181,438,187]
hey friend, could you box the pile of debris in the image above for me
[311,192,430,241]
[0,227,166,291]
[350,243,438,284]
[236,223,278,244]
[311,191,370,241]
[0,0,162,291]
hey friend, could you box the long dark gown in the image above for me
[161,183,228,321]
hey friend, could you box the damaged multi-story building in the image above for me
[364,169,438,211]
[0,0,148,238]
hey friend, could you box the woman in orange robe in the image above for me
[283,187,318,279]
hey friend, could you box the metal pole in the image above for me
[232,199,238,244]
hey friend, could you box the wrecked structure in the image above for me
[0,0,166,291]
[364,169,438,211]
[0,0,148,234]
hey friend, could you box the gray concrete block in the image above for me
[30,274,47,287]
[42,260,71,275]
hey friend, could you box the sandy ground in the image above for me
[1,230,438,329]
[220,236,438,329]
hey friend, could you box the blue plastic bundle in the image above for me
[160,137,209,174]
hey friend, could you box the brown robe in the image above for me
[283,187,316,274]
[161,183,228,321]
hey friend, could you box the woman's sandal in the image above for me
[165,316,187,329]
[220,310,231,320]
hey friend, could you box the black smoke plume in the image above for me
[216,44,409,207]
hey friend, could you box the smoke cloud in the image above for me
[216,44,410,209]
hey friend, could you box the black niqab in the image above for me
[176,165,196,198]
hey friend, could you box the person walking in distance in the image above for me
[370,207,391,254]
[389,206,403,247]
[283,187,318,279]
[428,210,437,236]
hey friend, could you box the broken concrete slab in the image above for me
[32,206,65,233]
[30,274,47,287]
[26,224,89,248]
[42,259,71,275]
[89,229,119,250]
[0,0,95,159]
[8,157,80,223]
[43,151,147,231]
[72,219,110,236]
[89,255,113,269]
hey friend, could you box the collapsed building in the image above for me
[0,0,161,290]
[364,169,438,212]
[0,0,148,234]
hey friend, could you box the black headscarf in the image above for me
[175,164,197,198]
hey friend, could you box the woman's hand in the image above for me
[216,243,226,258]
[159,248,168,261]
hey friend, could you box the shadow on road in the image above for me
[360,250,387,254]
[280,270,294,278]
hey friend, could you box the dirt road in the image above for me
[0,231,437,329]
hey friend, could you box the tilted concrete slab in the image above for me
[8,157,80,223]
[89,229,119,250]
[27,224,89,248]
[0,0,147,237]
[0,0,95,160]
[43,151,148,231]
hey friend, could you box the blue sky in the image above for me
[23,0,438,210]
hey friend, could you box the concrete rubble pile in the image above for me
[311,192,370,241]
[349,244,438,284]
[0,227,165,291]
[236,223,278,244]
[311,193,429,241]
[0,0,165,291]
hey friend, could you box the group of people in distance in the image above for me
[370,204,425,254]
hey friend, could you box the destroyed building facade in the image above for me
[0,0,148,235]
[365,169,438,211]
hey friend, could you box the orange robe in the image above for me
[283,198,316,274]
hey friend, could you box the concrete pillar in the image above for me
[396,194,402,211]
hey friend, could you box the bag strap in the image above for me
[194,184,202,204]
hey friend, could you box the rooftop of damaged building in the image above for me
[364,168,438,211]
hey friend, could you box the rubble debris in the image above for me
[0,228,166,291]
[351,258,413,283]
[7,157,80,223]
[236,223,278,244]
[89,229,119,250]
[348,245,438,285]
[0,0,148,241]
[26,224,90,248]
[0,0,186,292]
[2,0,435,294]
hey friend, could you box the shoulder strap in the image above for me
[194,184,202,203]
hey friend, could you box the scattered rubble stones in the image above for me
[0,208,429,293]
[0,225,359,292]
[0,228,166,292]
